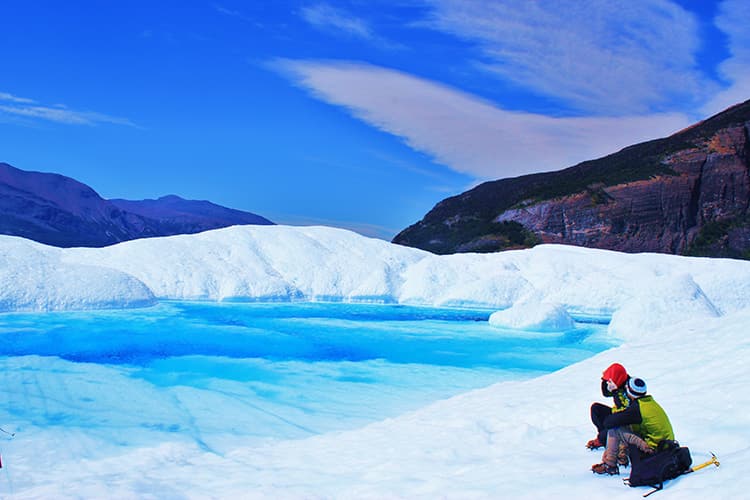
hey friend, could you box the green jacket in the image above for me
[603,395,674,448]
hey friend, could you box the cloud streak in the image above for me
[300,3,374,40]
[299,3,402,50]
[419,0,712,114]
[212,4,260,25]
[0,92,36,104]
[0,92,136,127]
[702,0,750,114]
[277,60,691,180]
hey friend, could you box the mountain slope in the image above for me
[393,99,750,258]
[0,162,273,247]
[110,195,273,234]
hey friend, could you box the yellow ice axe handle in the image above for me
[689,453,720,472]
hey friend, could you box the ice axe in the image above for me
[687,452,720,473]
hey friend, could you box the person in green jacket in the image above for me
[591,377,675,475]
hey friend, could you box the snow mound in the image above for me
[0,236,155,312]
[65,225,428,302]
[489,299,575,331]
[608,273,721,341]
[398,251,533,308]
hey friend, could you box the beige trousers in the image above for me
[602,427,652,466]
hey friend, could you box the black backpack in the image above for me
[626,440,692,492]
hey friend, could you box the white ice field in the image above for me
[1,224,749,498]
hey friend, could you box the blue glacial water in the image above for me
[0,302,614,447]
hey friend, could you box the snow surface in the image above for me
[1,224,749,498]
[489,299,575,331]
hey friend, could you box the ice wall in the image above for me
[3,225,750,339]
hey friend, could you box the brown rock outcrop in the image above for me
[496,124,749,254]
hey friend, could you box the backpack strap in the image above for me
[642,484,663,498]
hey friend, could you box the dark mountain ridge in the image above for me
[393,99,750,259]
[0,162,273,247]
[110,195,273,231]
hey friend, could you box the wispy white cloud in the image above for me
[213,4,242,18]
[0,92,36,104]
[419,0,713,114]
[300,3,374,40]
[276,60,691,180]
[299,3,402,49]
[702,0,750,114]
[213,4,257,25]
[0,92,136,127]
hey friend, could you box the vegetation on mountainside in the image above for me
[452,220,541,253]
[685,216,750,260]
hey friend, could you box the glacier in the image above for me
[3,225,749,339]
[1,224,749,498]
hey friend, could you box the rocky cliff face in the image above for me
[498,124,750,254]
[394,99,750,258]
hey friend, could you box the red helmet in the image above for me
[602,363,628,388]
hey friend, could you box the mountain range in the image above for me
[394,99,750,259]
[0,162,273,247]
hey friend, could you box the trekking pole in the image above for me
[0,427,13,470]
[687,453,720,473]
[0,443,14,496]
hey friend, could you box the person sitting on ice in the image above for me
[591,377,675,475]
[587,362,631,462]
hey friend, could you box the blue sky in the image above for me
[1,1,748,239]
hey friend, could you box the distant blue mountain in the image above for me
[0,162,274,247]
[110,195,274,229]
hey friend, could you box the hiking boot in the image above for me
[591,462,619,475]
[617,442,629,466]
[586,437,604,450]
